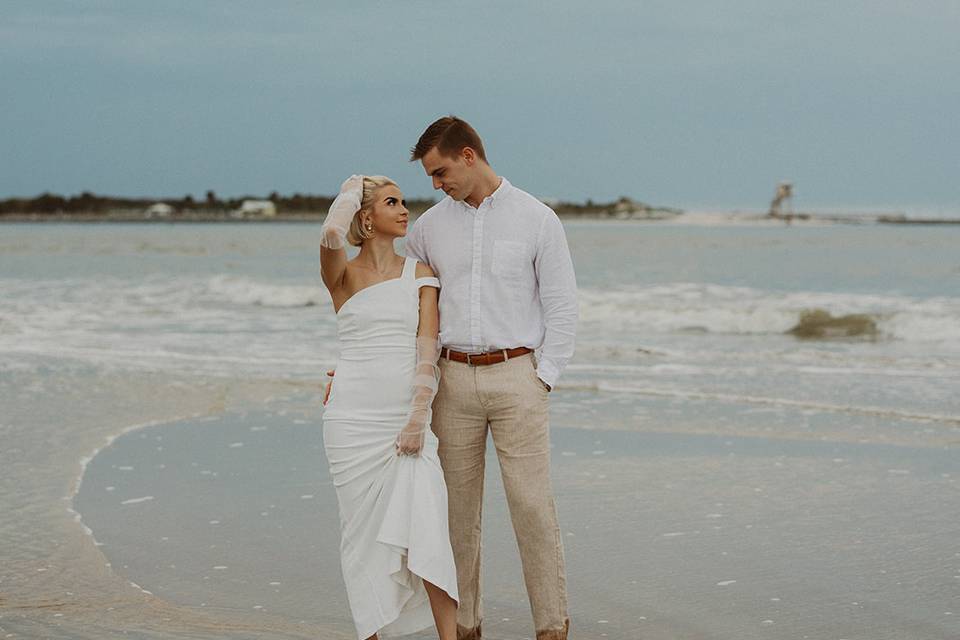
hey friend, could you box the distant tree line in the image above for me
[0,191,438,215]
[0,191,679,219]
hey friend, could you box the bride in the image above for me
[319,175,458,640]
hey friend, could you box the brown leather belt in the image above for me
[441,346,532,366]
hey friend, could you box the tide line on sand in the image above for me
[67,409,221,555]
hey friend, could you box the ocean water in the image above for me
[2,220,959,639]
[2,221,958,425]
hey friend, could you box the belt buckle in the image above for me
[466,351,490,366]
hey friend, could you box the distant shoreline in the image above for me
[0,211,681,223]
[2,192,957,225]
[3,211,959,225]
[0,191,686,223]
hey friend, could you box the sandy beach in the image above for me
[3,371,958,639]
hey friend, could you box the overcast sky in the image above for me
[2,1,958,210]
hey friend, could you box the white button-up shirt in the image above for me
[405,178,577,388]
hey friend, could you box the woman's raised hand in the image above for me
[320,175,364,250]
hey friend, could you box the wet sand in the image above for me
[52,386,960,640]
[0,370,334,639]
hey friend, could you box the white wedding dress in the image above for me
[322,256,458,639]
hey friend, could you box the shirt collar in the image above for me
[456,177,511,211]
[488,177,511,205]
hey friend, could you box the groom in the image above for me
[405,116,577,640]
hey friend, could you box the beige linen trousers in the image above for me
[432,353,569,640]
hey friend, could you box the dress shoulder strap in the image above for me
[416,276,440,290]
[401,256,416,280]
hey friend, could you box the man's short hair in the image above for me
[410,116,487,162]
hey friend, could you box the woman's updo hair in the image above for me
[347,175,398,246]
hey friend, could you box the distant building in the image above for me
[237,200,276,217]
[613,197,646,217]
[144,202,174,218]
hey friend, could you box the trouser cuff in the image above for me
[535,617,570,640]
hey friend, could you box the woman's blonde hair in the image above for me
[347,175,398,246]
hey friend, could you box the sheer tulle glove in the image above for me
[320,175,363,250]
[396,336,441,456]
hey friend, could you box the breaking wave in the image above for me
[204,275,324,308]
[578,284,960,345]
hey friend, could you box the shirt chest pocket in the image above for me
[491,240,527,279]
